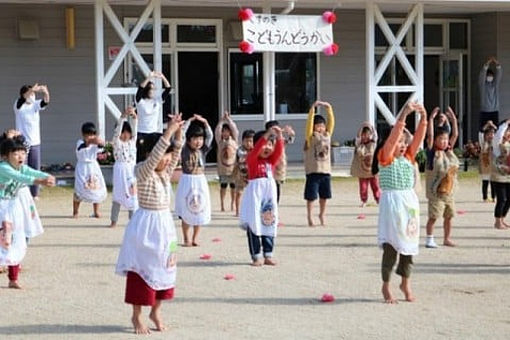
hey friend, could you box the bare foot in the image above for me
[131,315,150,335]
[72,214,78,219]
[192,241,200,247]
[319,214,326,227]
[251,259,263,267]
[182,242,192,247]
[382,283,397,304]
[443,239,456,247]
[400,283,416,302]
[494,220,507,230]
[360,202,366,208]
[308,217,315,227]
[503,220,510,229]
[264,258,277,266]
[149,310,168,332]
[220,207,225,212]
[109,222,117,228]
[0,266,6,274]
[8,281,22,289]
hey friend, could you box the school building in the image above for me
[1,0,510,164]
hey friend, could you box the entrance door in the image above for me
[440,54,464,145]
[178,52,219,162]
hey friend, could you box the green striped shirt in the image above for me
[379,156,415,190]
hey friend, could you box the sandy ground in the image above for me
[1,176,510,340]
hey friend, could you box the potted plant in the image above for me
[97,143,114,185]
[415,149,427,173]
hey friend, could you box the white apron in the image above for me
[18,186,43,238]
[112,161,138,211]
[115,207,177,290]
[74,162,107,203]
[377,189,420,256]
[239,166,278,237]
[175,174,211,226]
[0,199,27,266]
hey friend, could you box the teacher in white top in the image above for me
[135,71,172,162]
[14,83,50,198]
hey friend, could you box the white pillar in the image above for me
[263,2,275,122]
[95,0,105,139]
[366,2,375,126]
[415,3,424,104]
[153,0,163,131]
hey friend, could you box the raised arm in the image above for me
[0,162,47,186]
[214,117,223,145]
[379,103,414,165]
[304,104,316,149]
[324,103,335,136]
[493,120,509,158]
[267,126,284,166]
[479,61,489,89]
[446,107,458,147]
[407,105,428,159]
[427,107,439,149]
[495,60,503,87]
[112,115,127,143]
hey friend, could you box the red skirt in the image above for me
[125,271,175,306]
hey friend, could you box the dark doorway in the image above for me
[424,55,440,115]
[178,52,219,162]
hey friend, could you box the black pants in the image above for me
[276,181,281,204]
[493,181,510,218]
[482,180,495,201]
[480,111,499,131]
[381,243,412,282]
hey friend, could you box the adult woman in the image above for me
[13,83,50,198]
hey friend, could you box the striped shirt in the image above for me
[379,157,415,191]
[135,136,183,210]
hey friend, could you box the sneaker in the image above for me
[425,238,438,249]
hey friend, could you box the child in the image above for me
[233,129,255,217]
[479,120,497,202]
[73,122,107,218]
[116,114,184,335]
[175,114,213,247]
[425,107,460,248]
[3,130,44,241]
[110,107,139,228]
[351,122,381,207]
[304,101,335,227]
[377,102,427,304]
[490,119,510,230]
[265,121,295,205]
[0,136,55,289]
[215,112,239,212]
[239,127,284,266]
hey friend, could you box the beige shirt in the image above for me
[304,133,332,175]
[136,137,183,210]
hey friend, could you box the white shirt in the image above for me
[136,97,162,134]
[14,99,44,146]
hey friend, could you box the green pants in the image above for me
[381,243,413,282]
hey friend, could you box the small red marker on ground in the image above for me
[224,274,235,280]
[321,293,335,303]
[199,254,212,260]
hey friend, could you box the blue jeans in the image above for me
[247,229,274,260]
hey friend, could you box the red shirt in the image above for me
[246,137,284,180]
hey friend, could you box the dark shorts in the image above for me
[304,173,332,201]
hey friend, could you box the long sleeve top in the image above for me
[135,135,183,210]
[112,117,137,163]
[181,120,213,175]
[479,63,502,112]
[0,162,48,200]
[246,137,284,180]
[304,105,335,175]
[215,117,239,176]
[135,85,171,134]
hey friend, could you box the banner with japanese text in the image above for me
[242,14,334,52]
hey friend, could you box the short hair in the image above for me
[242,129,255,140]
[435,126,450,138]
[313,115,326,125]
[19,85,32,97]
[0,138,27,156]
[221,124,231,132]
[81,122,97,135]
[265,120,279,130]
[361,126,371,135]
[121,121,132,135]
[487,69,495,77]
[253,130,266,145]
[186,123,205,141]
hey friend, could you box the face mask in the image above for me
[487,76,494,83]
[25,94,35,104]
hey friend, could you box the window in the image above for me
[275,53,317,114]
[424,24,443,47]
[449,23,468,49]
[375,23,407,47]
[230,52,263,115]
[128,23,170,43]
[177,25,216,43]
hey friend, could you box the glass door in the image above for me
[440,54,464,145]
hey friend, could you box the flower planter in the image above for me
[100,165,113,186]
